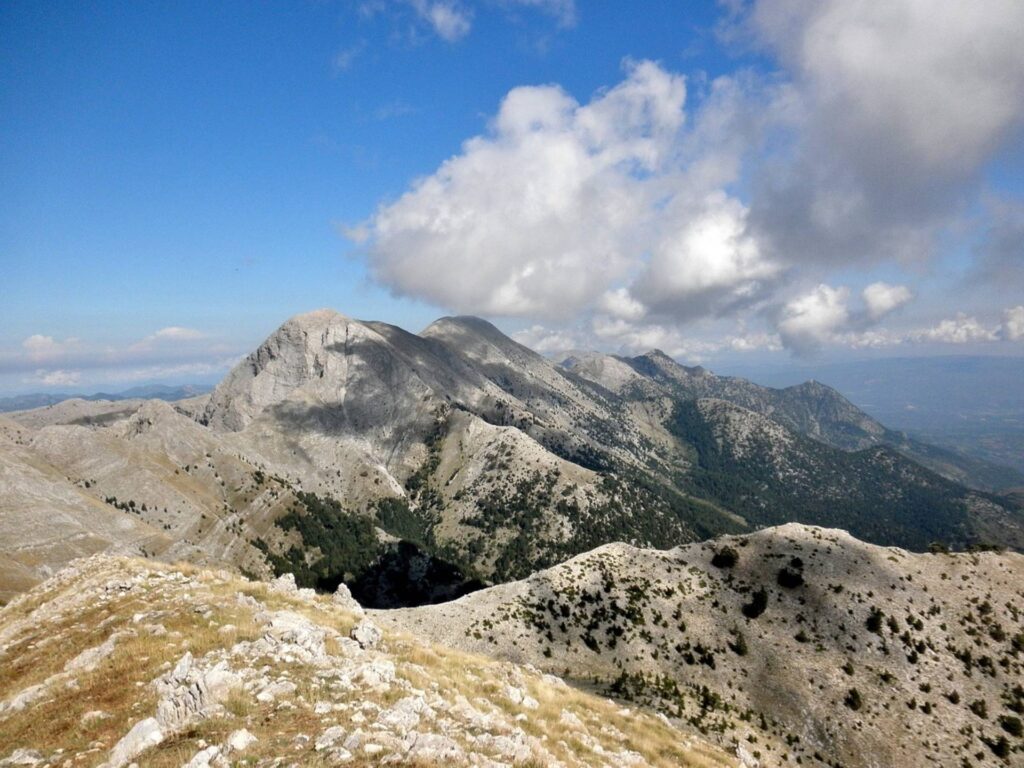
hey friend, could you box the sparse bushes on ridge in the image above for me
[776,567,804,589]
[866,607,885,634]
[742,588,768,619]
[711,546,738,569]
[728,630,748,656]
[999,715,1023,737]
[844,688,863,711]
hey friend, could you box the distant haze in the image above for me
[717,355,1024,474]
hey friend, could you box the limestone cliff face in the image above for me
[204,309,443,434]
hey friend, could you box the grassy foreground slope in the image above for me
[0,556,732,768]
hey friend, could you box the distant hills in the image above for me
[723,355,1024,476]
[724,355,1024,420]
[0,383,213,413]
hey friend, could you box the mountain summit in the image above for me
[1,308,1022,605]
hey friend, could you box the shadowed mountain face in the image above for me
[2,309,1023,604]
[171,310,1024,572]
[566,350,1024,491]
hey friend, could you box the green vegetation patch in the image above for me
[255,491,379,591]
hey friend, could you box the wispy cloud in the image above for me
[356,0,575,45]
[500,0,577,28]
[372,100,418,121]
[332,41,366,75]
[24,369,82,388]
[410,0,472,42]
[1,325,239,389]
[152,326,205,341]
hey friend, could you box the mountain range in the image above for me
[0,384,213,414]
[3,308,1024,766]
[724,355,1024,479]
[1,308,1021,606]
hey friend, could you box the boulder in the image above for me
[225,728,257,752]
[350,619,382,650]
[100,717,163,768]
[332,583,364,615]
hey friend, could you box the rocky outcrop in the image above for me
[0,555,733,768]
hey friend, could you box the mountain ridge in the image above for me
[378,522,1024,767]
[1,308,1022,604]
[0,384,212,414]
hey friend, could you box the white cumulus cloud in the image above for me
[775,284,850,352]
[912,314,999,344]
[21,335,81,362]
[598,288,646,322]
[633,191,778,320]
[347,3,1024,360]
[359,60,687,319]
[862,282,913,321]
[1000,305,1024,341]
[743,0,1024,267]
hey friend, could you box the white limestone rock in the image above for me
[224,728,257,753]
[350,619,382,650]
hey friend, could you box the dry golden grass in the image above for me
[0,558,735,768]
[387,630,731,768]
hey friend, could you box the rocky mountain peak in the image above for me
[421,315,541,367]
[118,398,179,436]
[642,348,674,362]
[201,309,382,432]
[284,307,351,328]
[626,349,710,381]
[785,378,837,397]
[559,352,647,394]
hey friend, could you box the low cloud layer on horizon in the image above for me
[0,327,241,394]
[352,0,1024,360]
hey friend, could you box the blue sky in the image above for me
[2,1,1023,394]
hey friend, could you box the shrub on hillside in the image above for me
[742,588,768,619]
[711,546,739,569]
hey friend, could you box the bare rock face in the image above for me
[102,652,243,768]
[0,749,44,767]
[154,652,242,731]
[202,309,487,439]
[350,619,382,650]
[203,309,360,433]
